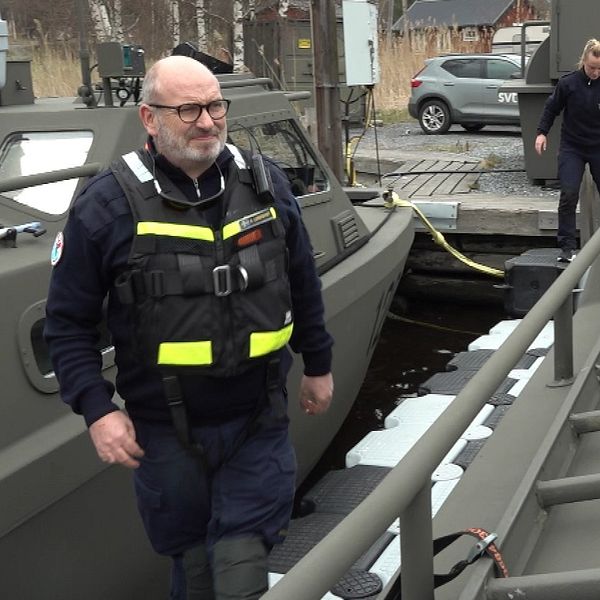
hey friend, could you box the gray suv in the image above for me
[408,53,523,134]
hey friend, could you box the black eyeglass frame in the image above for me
[148,99,231,122]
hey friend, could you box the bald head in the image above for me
[141,55,220,105]
[139,55,228,178]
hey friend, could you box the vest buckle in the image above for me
[213,265,232,296]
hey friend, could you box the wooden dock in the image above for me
[353,153,560,237]
[382,158,481,198]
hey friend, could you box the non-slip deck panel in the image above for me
[453,440,486,470]
[298,465,391,516]
[483,405,511,429]
[419,370,518,397]
[330,569,383,600]
[268,512,394,575]
[488,392,517,406]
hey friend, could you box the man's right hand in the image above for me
[535,133,547,156]
[89,411,145,469]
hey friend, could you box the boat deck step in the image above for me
[298,465,391,517]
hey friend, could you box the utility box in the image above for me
[503,248,563,317]
[0,60,34,106]
[243,4,367,123]
[97,42,145,79]
[342,0,379,86]
[0,18,7,90]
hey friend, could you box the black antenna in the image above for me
[76,0,96,107]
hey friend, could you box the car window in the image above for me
[485,59,520,80]
[441,58,482,78]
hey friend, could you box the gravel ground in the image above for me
[350,120,560,199]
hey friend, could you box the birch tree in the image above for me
[195,0,208,51]
[232,0,244,71]
[112,0,124,43]
[88,0,112,41]
[169,0,181,47]
[87,0,124,42]
[278,0,289,18]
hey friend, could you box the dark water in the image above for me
[297,295,506,497]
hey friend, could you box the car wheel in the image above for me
[462,124,485,132]
[418,100,451,134]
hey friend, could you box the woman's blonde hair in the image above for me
[578,38,600,69]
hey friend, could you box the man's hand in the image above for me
[89,411,145,469]
[299,373,334,416]
[535,133,547,156]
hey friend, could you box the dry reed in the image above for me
[24,29,488,113]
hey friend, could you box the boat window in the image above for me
[228,120,329,197]
[19,301,114,394]
[0,131,93,215]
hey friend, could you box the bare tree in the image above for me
[278,0,289,17]
[232,0,244,71]
[113,0,124,42]
[195,0,208,51]
[88,0,112,41]
[168,0,181,46]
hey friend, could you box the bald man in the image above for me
[45,56,333,599]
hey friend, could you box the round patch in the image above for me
[50,231,64,266]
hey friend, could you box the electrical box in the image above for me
[97,42,145,78]
[342,0,379,86]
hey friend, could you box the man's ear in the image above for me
[139,104,158,136]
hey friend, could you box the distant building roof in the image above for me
[393,0,518,31]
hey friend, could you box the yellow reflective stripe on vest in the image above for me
[249,323,294,358]
[137,221,215,242]
[222,207,277,240]
[157,341,213,366]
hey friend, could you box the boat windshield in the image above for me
[0,130,93,215]
[228,119,329,197]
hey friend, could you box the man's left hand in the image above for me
[299,373,334,415]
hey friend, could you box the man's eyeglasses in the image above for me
[148,99,231,123]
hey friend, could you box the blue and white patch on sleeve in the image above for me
[50,231,64,266]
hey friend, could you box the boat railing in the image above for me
[262,221,600,599]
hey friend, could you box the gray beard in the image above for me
[155,121,226,166]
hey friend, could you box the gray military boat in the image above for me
[0,12,413,598]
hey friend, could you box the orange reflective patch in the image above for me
[237,229,263,247]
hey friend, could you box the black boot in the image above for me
[212,536,268,600]
[183,544,215,600]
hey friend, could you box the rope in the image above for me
[384,190,505,279]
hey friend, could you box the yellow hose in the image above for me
[384,190,505,278]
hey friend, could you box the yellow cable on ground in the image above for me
[384,190,505,278]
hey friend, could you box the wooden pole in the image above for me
[310,0,343,182]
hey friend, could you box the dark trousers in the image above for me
[557,143,600,250]
[132,401,296,599]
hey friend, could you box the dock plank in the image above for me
[414,172,453,197]
[397,160,422,174]
[453,173,480,194]
[432,173,465,195]
[399,173,436,196]
[411,159,439,173]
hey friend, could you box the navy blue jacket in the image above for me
[536,69,600,148]
[44,145,333,426]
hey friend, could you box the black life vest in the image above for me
[112,145,293,378]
